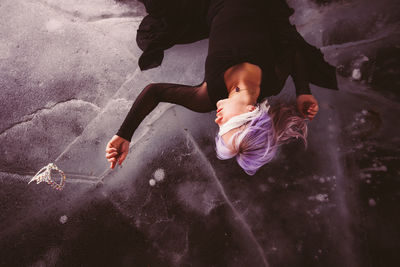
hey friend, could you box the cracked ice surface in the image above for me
[0,0,138,133]
[0,99,100,172]
[1,0,400,266]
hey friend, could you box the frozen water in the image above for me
[1,0,400,266]
[153,168,165,182]
[149,178,156,186]
[368,198,377,207]
[59,215,68,224]
[352,68,362,80]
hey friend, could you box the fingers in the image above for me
[307,114,316,121]
[110,161,116,169]
[106,151,118,159]
[309,102,319,109]
[105,136,130,169]
[307,111,317,120]
[105,147,117,153]
[107,156,117,163]
[106,148,119,169]
[307,103,319,120]
[108,156,117,169]
[307,109,318,116]
[118,152,128,165]
[297,95,319,121]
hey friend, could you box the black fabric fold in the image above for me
[136,0,338,90]
[117,0,339,141]
[137,0,210,70]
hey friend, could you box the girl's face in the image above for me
[215,95,255,126]
[215,95,255,149]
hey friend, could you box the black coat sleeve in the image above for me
[292,49,311,96]
[274,44,311,96]
[116,82,214,141]
[267,1,338,91]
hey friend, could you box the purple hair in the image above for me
[215,101,308,175]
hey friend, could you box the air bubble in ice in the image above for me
[153,168,165,182]
[315,194,328,202]
[352,68,362,80]
[59,215,68,224]
[368,198,376,207]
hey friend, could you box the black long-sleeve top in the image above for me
[116,48,310,141]
[116,0,338,141]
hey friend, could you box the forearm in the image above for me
[292,50,311,96]
[116,84,159,142]
[116,82,214,141]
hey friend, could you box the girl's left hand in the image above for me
[296,94,319,121]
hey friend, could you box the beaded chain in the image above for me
[28,163,66,191]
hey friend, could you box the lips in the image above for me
[215,109,223,124]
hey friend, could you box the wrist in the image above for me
[115,131,132,142]
[295,85,311,96]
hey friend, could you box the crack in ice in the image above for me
[35,0,144,22]
[54,68,143,166]
[0,170,99,184]
[182,130,270,267]
[0,98,100,137]
[325,112,358,266]
[322,30,400,51]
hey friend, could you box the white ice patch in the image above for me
[259,184,269,192]
[360,172,372,179]
[45,19,64,32]
[368,198,377,207]
[0,42,12,59]
[362,164,387,172]
[149,179,156,186]
[308,194,329,202]
[59,215,68,224]
[352,68,362,80]
[176,181,220,216]
[313,175,335,184]
[153,168,165,182]
[315,194,329,202]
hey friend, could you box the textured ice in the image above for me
[153,168,165,182]
[149,178,156,186]
[59,215,68,224]
[0,100,100,172]
[1,0,400,266]
[368,198,377,207]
